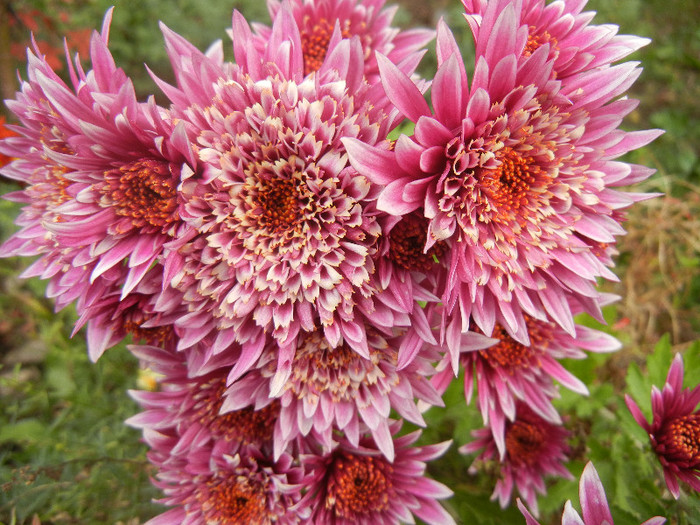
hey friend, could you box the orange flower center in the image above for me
[326,453,393,517]
[505,419,547,467]
[524,27,558,58]
[659,414,700,466]
[256,177,302,233]
[194,377,279,444]
[197,475,267,523]
[389,215,446,272]
[479,147,547,226]
[301,17,352,74]
[478,319,553,373]
[103,158,179,230]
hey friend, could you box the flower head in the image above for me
[256,0,434,78]
[461,402,572,516]
[625,353,700,498]
[221,327,444,461]
[345,4,662,353]
[156,5,428,375]
[127,344,280,454]
[517,461,666,525]
[0,11,194,358]
[434,314,620,457]
[462,0,651,84]
[145,436,306,525]
[297,423,455,525]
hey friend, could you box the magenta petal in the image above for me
[432,53,467,130]
[579,462,614,525]
[376,52,430,122]
[343,138,401,185]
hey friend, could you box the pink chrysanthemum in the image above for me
[518,461,666,525]
[154,6,432,374]
[254,0,434,78]
[0,11,194,359]
[462,0,652,85]
[126,344,280,454]
[71,264,178,360]
[144,434,306,525]
[461,402,573,516]
[296,422,455,525]
[625,353,700,499]
[344,3,662,354]
[221,327,444,461]
[433,313,620,457]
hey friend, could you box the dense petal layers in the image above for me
[626,353,700,498]
[461,402,573,516]
[346,4,661,350]
[296,423,455,524]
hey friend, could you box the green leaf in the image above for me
[0,419,47,445]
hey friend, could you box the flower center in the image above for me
[524,27,558,58]
[283,331,388,402]
[505,419,547,467]
[300,17,352,74]
[256,176,302,233]
[195,377,279,444]
[326,452,393,517]
[658,414,700,467]
[478,147,545,226]
[197,475,266,523]
[389,215,446,271]
[123,316,174,347]
[103,158,179,230]
[478,322,545,373]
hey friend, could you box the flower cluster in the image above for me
[0,0,667,521]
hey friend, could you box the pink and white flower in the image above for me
[144,435,306,525]
[255,0,434,78]
[155,5,432,377]
[344,3,662,357]
[433,314,620,457]
[0,11,194,359]
[220,327,444,461]
[296,422,455,524]
[461,402,573,516]
[127,344,280,454]
[462,0,652,85]
[626,353,700,499]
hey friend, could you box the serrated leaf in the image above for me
[647,335,673,386]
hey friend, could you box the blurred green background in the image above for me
[0,0,699,523]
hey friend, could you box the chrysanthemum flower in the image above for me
[462,0,652,85]
[433,314,620,457]
[344,5,662,354]
[126,344,280,454]
[296,422,455,524]
[155,6,431,375]
[0,10,194,354]
[70,264,179,361]
[461,402,572,515]
[255,0,434,78]
[625,353,700,498]
[144,434,306,525]
[518,461,666,525]
[220,327,444,461]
